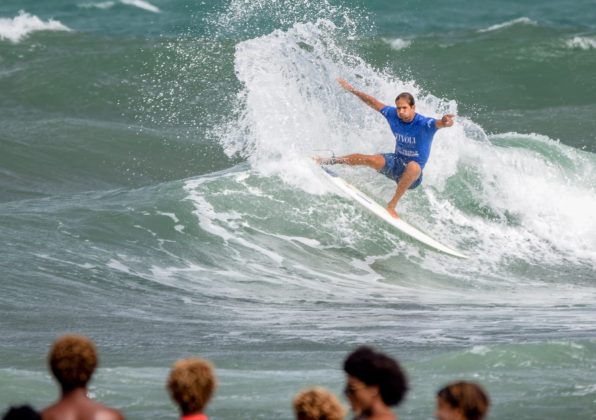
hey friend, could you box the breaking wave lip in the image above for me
[230,18,596,265]
[478,17,537,33]
[120,0,161,13]
[0,10,72,43]
[79,0,160,13]
[565,36,596,50]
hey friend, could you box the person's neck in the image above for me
[363,400,396,419]
[401,113,416,124]
[61,386,88,399]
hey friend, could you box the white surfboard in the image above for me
[320,166,468,259]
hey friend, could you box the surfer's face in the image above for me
[395,99,415,122]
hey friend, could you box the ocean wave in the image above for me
[120,0,161,13]
[478,17,537,33]
[228,17,596,270]
[565,36,596,50]
[78,2,117,10]
[382,37,411,51]
[0,10,72,43]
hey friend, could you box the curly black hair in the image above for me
[343,346,408,406]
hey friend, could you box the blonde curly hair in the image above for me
[293,386,346,420]
[167,358,217,415]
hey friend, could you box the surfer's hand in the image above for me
[440,114,455,128]
[387,206,399,219]
[337,78,354,93]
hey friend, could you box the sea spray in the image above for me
[215,15,596,275]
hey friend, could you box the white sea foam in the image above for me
[565,36,596,50]
[121,0,161,13]
[0,10,72,43]
[426,129,596,269]
[478,17,537,33]
[220,17,596,275]
[34,253,96,270]
[383,37,411,51]
[227,19,438,195]
[107,258,134,275]
[156,211,179,223]
[184,177,285,265]
[180,170,418,302]
[214,0,353,36]
[79,0,160,13]
[571,383,596,397]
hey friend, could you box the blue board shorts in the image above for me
[379,153,423,189]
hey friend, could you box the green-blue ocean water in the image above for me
[1,0,595,419]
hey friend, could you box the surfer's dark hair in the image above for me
[395,92,415,106]
[343,346,408,406]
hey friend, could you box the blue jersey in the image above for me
[380,106,438,168]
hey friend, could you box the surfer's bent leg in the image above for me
[387,161,422,218]
[319,154,385,171]
[399,161,422,189]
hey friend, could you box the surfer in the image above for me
[316,78,455,218]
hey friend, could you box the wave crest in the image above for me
[120,0,161,13]
[565,36,596,50]
[0,10,72,43]
[478,17,537,33]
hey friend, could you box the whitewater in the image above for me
[1,0,595,419]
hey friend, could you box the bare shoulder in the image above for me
[41,406,59,420]
[41,403,73,420]
[41,401,124,420]
[94,407,125,420]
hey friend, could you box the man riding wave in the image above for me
[316,78,454,218]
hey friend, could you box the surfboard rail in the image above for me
[320,166,468,259]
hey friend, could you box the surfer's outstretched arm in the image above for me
[435,114,455,129]
[337,78,386,112]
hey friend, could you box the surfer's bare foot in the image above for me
[387,207,400,219]
[313,156,342,165]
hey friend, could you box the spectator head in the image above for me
[2,405,41,420]
[343,346,408,415]
[292,386,346,420]
[48,335,98,392]
[436,381,490,420]
[167,358,217,416]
